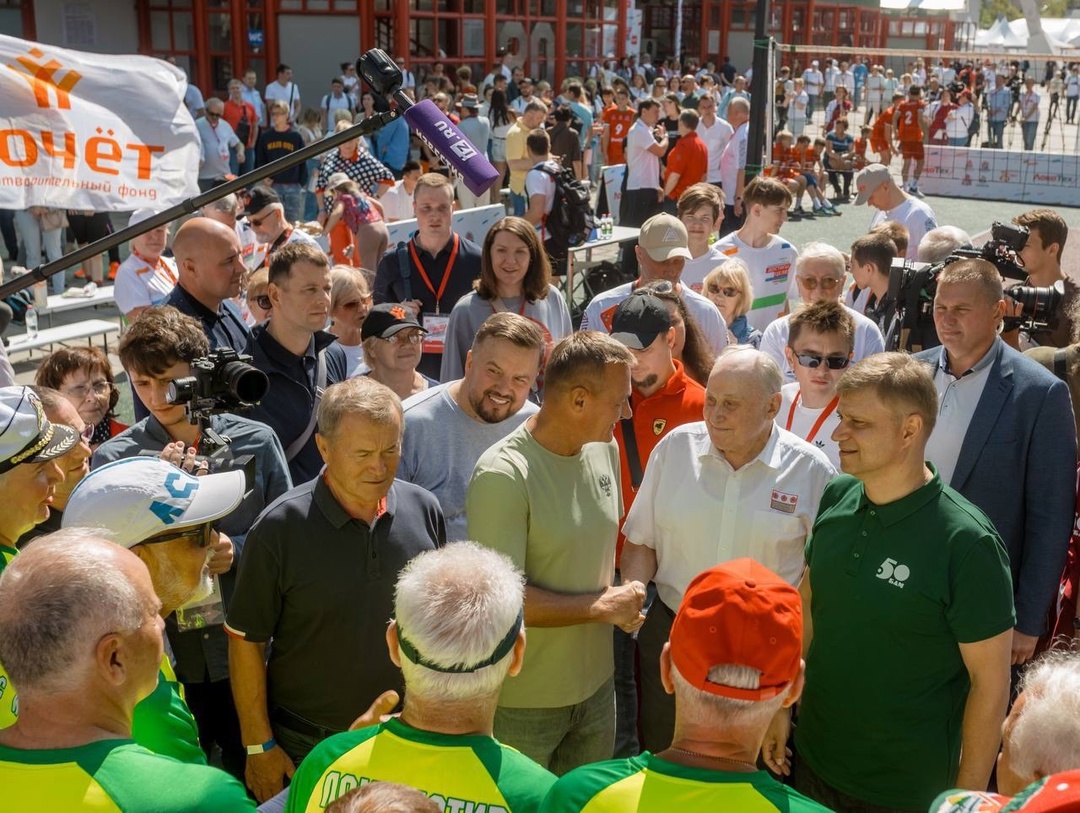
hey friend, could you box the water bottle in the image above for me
[25,306,38,340]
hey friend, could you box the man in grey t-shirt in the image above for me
[400,313,544,540]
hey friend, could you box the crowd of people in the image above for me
[1,48,1080,813]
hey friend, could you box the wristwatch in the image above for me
[246,737,277,755]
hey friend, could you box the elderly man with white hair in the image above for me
[916,225,972,264]
[758,242,885,382]
[0,531,255,811]
[282,541,557,813]
[621,345,836,753]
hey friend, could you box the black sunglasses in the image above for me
[796,353,851,371]
[142,522,212,548]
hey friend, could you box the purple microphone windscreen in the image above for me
[402,99,501,196]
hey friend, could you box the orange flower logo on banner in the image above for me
[5,46,82,109]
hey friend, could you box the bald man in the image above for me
[0,532,255,811]
[163,217,251,352]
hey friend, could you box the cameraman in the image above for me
[1010,209,1076,348]
[91,305,293,781]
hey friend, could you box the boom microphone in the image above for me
[399,98,502,197]
[354,49,500,197]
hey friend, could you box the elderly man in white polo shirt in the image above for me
[758,241,885,383]
[620,345,836,754]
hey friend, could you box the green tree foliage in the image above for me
[981,0,1069,28]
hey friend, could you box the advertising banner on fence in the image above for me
[920,146,1080,207]
[0,34,200,210]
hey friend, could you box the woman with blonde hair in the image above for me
[702,258,761,347]
[328,265,373,376]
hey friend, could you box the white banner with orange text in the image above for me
[0,34,200,210]
[919,146,1080,208]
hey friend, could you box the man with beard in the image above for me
[399,313,544,541]
[62,457,246,765]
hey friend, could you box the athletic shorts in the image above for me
[67,211,113,245]
[900,140,925,160]
[870,137,888,153]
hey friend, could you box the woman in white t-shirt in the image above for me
[113,208,177,322]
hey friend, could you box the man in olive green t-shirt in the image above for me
[0,534,253,812]
[761,354,1015,813]
[466,332,646,775]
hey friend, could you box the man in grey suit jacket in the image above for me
[917,258,1077,666]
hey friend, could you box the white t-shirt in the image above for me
[114,253,178,316]
[525,160,559,238]
[697,115,734,184]
[320,92,353,125]
[625,119,661,191]
[248,227,322,273]
[803,69,823,96]
[714,232,797,331]
[868,197,938,261]
[380,181,415,222]
[777,382,841,469]
[681,244,729,292]
[758,305,885,383]
[788,92,809,121]
[265,80,301,118]
[719,123,748,205]
[580,281,728,354]
[196,118,239,180]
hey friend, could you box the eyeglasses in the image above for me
[795,353,851,370]
[63,381,114,400]
[797,276,842,291]
[707,284,741,298]
[253,294,272,311]
[249,212,273,228]
[142,522,212,549]
[206,112,221,119]
[383,330,423,345]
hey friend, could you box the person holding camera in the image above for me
[90,305,292,781]
[1010,209,1076,349]
[247,242,349,485]
[916,259,1076,667]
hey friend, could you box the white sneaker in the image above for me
[909,185,924,198]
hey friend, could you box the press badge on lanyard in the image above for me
[410,234,459,354]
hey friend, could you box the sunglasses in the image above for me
[206,112,221,119]
[795,353,851,370]
[798,276,842,291]
[249,212,273,228]
[143,522,212,548]
[384,331,423,345]
[253,294,272,311]
[707,285,740,298]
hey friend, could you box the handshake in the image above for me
[598,580,648,633]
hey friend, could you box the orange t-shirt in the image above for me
[872,106,894,143]
[791,144,814,173]
[614,361,707,564]
[853,137,869,168]
[895,100,926,142]
[603,106,636,165]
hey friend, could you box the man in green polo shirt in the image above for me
[283,541,556,813]
[0,532,254,811]
[761,353,1015,812]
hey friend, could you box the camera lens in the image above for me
[220,361,269,404]
[167,377,198,405]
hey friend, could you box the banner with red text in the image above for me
[0,34,199,210]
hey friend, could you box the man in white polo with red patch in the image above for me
[619,345,836,755]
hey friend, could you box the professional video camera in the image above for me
[143,348,271,478]
[884,222,1064,351]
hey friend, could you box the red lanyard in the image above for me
[409,234,459,314]
[785,391,839,444]
[270,227,293,254]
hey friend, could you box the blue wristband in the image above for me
[245,737,277,755]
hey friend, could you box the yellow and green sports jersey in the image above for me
[284,717,557,813]
[0,737,255,812]
[538,753,836,813]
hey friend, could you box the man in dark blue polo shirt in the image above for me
[226,376,446,804]
[373,173,482,380]
[165,217,251,353]
[247,242,348,485]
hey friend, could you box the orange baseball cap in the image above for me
[669,558,802,701]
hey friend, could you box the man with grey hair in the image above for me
[0,532,255,810]
[758,241,884,382]
[197,96,244,192]
[541,558,830,812]
[227,376,445,803]
[622,345,835,752]
[765,352,1015,813]
[916,225,972,264]
[283,541,557,812]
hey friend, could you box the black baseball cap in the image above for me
[242,186,281,217]
[610,291,672,350]
[361,303,427,341]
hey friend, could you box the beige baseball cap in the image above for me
[853,164,892,206]
[638,213,692,262]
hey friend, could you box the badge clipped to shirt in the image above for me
[770,489,799,514]
[175,575,226,632]
[422,313,449,354]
